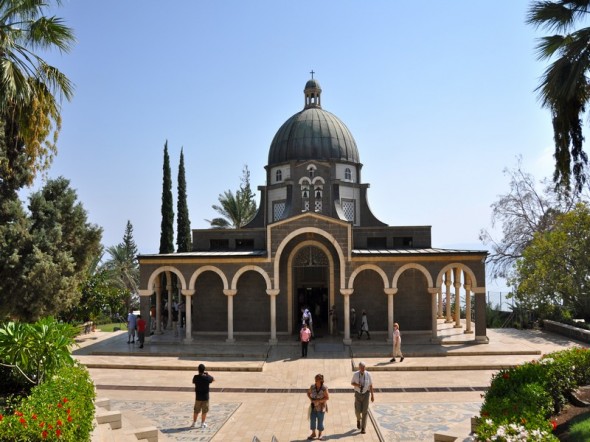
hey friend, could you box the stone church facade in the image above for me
[138,77,488,345]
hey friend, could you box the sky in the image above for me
[29,1,560,293]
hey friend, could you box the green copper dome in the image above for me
[268,79,359,166]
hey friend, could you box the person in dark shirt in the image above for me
[190,363,215,429]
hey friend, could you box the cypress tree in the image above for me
[176,148,192,252]
[159,141,174,254]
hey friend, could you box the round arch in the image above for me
[286,240,336,333]
[348,264,389,290]
[231,265,272,291]
[189,265,230,291]
[274,227,347,289]
[145,266,187,292]
[392,263,434,289]
[435,263,478,289]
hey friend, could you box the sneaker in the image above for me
[201,423,207,429]
[400,356,404,362]
[390,358,395,362]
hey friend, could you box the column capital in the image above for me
[340,288,353,296]
[427,287,439,294]
[138,289,152,297]
[266,289,280,296]
[463,284,472,291]
[224,289,237,296]
[181,289,195,296]
[384,288,397,296]
[453,281,462,289]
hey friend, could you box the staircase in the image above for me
[91,398,164,442]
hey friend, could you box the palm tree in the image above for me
[207,165,257,228]
[103,243,139,309]
[0,0,75,195]
[528,0,590,194]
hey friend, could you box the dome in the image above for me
[267,78,359,166]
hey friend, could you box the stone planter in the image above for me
[471,416,480,434]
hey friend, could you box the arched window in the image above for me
[276,169,282,182]
[345,168,352,181]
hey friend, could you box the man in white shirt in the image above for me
[350,361,374,434]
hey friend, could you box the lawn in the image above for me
[95,322,126,332]
[567,412,590,442]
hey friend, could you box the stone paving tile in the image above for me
[372,402,481,442]
[111,399,240,441]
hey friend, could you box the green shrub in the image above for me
[0,363,95,441]
[475,347,590,441]
[0,318,77,386]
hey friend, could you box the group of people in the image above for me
[305,362,376,439]
[188,322,404,438]
[126,309,147,348]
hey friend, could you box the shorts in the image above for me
[194,400,209,414]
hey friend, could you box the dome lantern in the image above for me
[304,70,322,109]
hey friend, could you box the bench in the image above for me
[78,321,93,334]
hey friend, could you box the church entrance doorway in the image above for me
[293,246,329,336]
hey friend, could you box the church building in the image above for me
[138,77,488,345]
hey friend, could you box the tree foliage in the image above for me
[510,202,590,320]
[0,177,102,321]
[0,0,75,197]
[176,148,191,252]
[159,140,174,253]
[527,0,590,193]
[480,158,580,279]
[207,165,257,229]
[103,221,139,310]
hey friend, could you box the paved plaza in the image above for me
[77,321,589,442]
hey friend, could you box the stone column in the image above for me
[445,270,452,323]
[181,289,194,343]
[437,287,443,318]
[166,272,173,330]
[384,288,397,343]
[474,288,489,342]
[267,289,279,344]
[138,289,153,342]
[464,274,473,334]
[155,284,163,335]
[340,289,353,345]
[428,288,440,342]
[224,289,237,343]
[454,267,462,328]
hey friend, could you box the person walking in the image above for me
[300,322,312,357]
[136,314,146,349]
[358,310,370,340]
[390,322,404,362]
[329,305,338,335]
[126,309,137,344]
[350,307,357,331]
[301,306,314,337]
[307,373,329,440]
[351,361,374,434]
[190,364,215,429]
